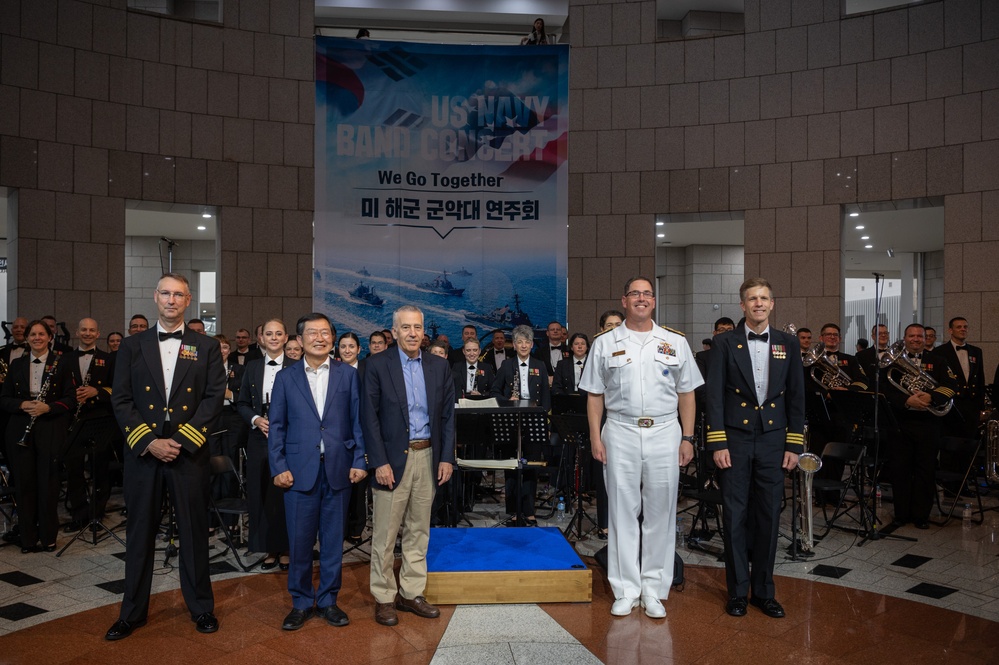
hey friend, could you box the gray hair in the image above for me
[511,324,533,344]
[392,305,424,330]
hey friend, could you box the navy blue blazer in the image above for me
[361,348,456,491]
[705,325,805,453]
[111,328,225,455]
[268,358,366,494]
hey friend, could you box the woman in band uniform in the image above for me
[0,320,76,552]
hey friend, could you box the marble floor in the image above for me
[0,476,996,664]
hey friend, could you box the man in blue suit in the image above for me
[362,305,455,627]
[705,277,805,620]
[268,313,367,630]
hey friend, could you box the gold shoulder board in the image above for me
[661,325,685,336]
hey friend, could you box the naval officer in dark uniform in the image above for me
[105,273,226,641]
[705,277,805,620]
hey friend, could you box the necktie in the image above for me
[79,349,94,355]
[267,360,278,365]
[748,331,768,342]
[159,330,183,341]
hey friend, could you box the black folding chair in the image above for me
[812,441,867,537]
[208,455,264,571]
[934,436,984,526]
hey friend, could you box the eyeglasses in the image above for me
[157,290,189,300]
[302,329,333,339]
[625,290,655,299]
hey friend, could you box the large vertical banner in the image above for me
[314,37,568,350]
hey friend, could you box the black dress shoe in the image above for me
[63,520,83,534]
[913,519,930,530]
[279,556,290,571]
[194,612,219,633]
[318,604,349,627]
[750,597,785,618]
[105,618,145,641]
[43,543,56,553]
[260,557,278,571]
[726,597,748,617]
[282,607,314,631]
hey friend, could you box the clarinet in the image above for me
[511,365,521,400]
[261,391,270,418]
[70,365,93,429]
[18,354,61,447]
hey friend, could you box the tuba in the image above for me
[878,340,952,416]
[801,342,853,390]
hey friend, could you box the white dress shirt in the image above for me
[305,357,331,452]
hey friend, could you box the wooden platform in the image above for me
[423,527,592,605]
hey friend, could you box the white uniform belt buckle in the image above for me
[637,417,654,428]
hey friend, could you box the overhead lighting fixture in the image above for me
[657,233,665,238]
[656,221,664,226]
[861,235,870,240]
[864,244,873,249]
[202,212,212,218]
[849,212,859,217]
[856,225,864,230]
[887,247,895,258]
[197,225,206,231]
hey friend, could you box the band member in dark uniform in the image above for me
[64,317,116,529]
[705,277,805,619]
[236,319,293,570]
[451,337,495,402]
[0,320,75,552]
[934,317,986,439]
[883,323,957,529]
[105,273,225,641]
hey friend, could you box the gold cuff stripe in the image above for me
[786,441,805,448]
[178,423,206,447]
[786,433,805,443]
[102,387,112,395]
[705,432,727,442]
[935,387,955,398]
[127,424,152,449]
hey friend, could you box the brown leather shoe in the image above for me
[395,595,440,619]
[375,602,398,626]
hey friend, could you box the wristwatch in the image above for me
[681,435,695,443]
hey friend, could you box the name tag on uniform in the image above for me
[612,350,626,357]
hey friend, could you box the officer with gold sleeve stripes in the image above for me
[105,272,225,642]
[704,277,805,620]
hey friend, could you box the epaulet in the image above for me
[592,328,612,339]
[661,325,684,336]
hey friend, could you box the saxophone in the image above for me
[18,354,61,447]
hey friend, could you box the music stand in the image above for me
[57,416,125,556]
[550,413,597,541]
[454,400,547,526]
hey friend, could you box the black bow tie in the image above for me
[78,349,94,355]
[32,358,42,364]
[908,353,921,359]
[9,343,26,350]
[955,345,967,351]
[520,362,527,367]
[576,360,583,365]
[469,365,475,371]
[748,331,768,342]
[551,346,561,351]
[267,360,278,366]
[158,330,183,341]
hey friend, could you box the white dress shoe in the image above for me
[641,595,666,619]
[610,597,639,616]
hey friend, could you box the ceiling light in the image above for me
[657,233,665,238]
[849,212,859,217]
[202,212,212,218]
[197,225,206,231]
[864,244,873,249]
[656,221,664,226]
[861,235,869,240]
[856,225,864,230]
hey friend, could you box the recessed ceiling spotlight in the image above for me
[657,233,665,238]
[861,235,869,240]
[849,212,859,217]
[656,221,664,226]
[202,212,212,218]
[864,244,873,249]
[197,225,206,231]
[856,225,864,230]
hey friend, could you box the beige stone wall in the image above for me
[568,0,999,368]
[0,0,315,334]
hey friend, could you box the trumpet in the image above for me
[18,354,60,447]
[878,340,952,417]
[801,342,853,390]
